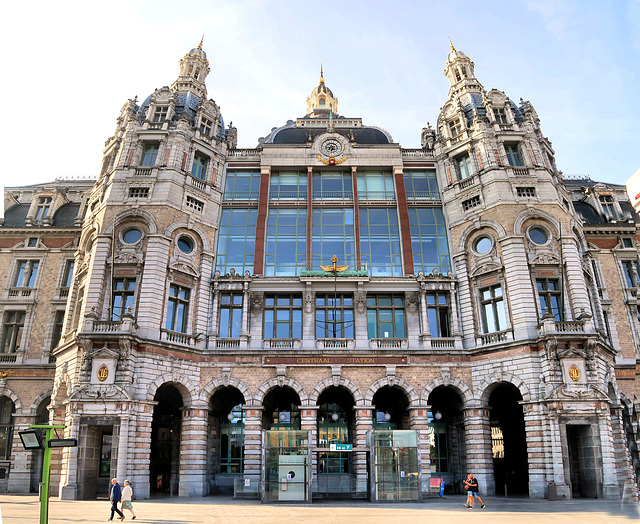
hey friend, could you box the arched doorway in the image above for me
[488,382,528,496]
[316,386,355,498]
[427,386,465,493]
[150,385,183,495]
[208,387,245,494]
[263,387,301,430]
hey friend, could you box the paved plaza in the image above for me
[0,495,638,524]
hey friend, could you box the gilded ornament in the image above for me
[568,364,580,382]
[97,365,109,382]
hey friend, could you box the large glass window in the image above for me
[404,171,440,200]
[408,208,451,275]
[311,208,355,271]
[367,294,405,339]
[318,404,350,474]
[315,294,354,339]
[480,285,507,333]
[140,143,159,166]
[111,278,136,321]
[426,293,450,337]
[220,404,245,474]
[62,260,74,289]
[166,284,190,333]
[14,260,39,288]
[219,293,243,338]
[456,154,473,179]
[223,170,260,200]
[312,171,352,200]
[357,171,395,201]
[265,208,307,276]
[269,171,307,200]
[2,311,25,353]
[216,208,258,275]
[359,208,402,276]
[264,295,302,339]
[0,397,15,460]
[428,410,448,473]
[505,145,523,167]
[536,278,562,321]
[191,152,208,180]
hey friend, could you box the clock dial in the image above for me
[321,138,343,157]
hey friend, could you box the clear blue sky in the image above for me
[1,0,639,212]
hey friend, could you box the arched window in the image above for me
[319,97,326,107]
[0,397,15,460]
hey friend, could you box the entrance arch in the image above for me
[150,385,184,495]
[427,386,465,493]
[488,382,528,496]
[208,386,245,494]
[371,385,410,428]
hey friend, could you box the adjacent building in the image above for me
[1,41,639,502]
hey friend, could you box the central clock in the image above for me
[321,138,343,157]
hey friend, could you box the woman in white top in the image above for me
[120,479,137,520]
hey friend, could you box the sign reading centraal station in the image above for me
[264,356,407,365]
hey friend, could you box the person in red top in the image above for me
[463,473,486,509]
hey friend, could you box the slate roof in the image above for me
[1,205,29,227]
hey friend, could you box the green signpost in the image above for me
[18,424,76,524]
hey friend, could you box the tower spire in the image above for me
[320,63,324,83]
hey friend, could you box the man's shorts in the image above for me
[469,491,480,499]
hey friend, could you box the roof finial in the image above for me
[198,35,204,49]
[449,37,455,52]
[320,63,324,83]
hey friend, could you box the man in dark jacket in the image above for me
[109,478,125,520]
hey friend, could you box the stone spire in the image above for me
[443,40,483,98]
[171,39,211,98]
[306,65,338,117]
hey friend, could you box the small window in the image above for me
[122,228,142,244]
[456,154,473,179]
[494,108,508,124]
[474,236,492,255]
[516,187,536,198]
[200,117,213,136]
[192,153,208,180]
[319,97,326,107]
[35,197,52,224]
[153,106,168,122]
[177,236,194,254]
[449,120,462,138]
[129,187,149,198]
[528,227,548,245]
[140,143,159,167]
[462,195,481,211]
[27,238,38,247]
[623,238,634,248]
[186,196,204,212]
[505,145,523,167]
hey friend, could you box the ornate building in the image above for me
[1,41,639,502]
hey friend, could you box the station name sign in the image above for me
[264,356,407,365]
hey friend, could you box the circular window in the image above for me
[122,228,142,244]
[177,236,194,254]
[474,236,492,254]
[528,227,548,245]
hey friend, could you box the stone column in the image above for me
[7,412,37,493]
[178,404,208,496]
[452,252,475,346]
[115,415,130,483]
[545,404,571,499]
[409,406,430,494]
[463,405,494,495]
[597,405,622,499]
[299,406,318,490]
[60,412,81,500]
[353,406,373,494]
[242,407,263,484]
[131,403,154,499]
[522,401,547,498]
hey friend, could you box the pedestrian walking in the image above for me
[108,478,125,521]
[121,480,137,520]
[463,473,485,509]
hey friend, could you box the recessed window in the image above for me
[177,236,194,254]
[153,106,168,122]
[122,228,142,244]
[528,227,548,245]
[623,238,634,248]
[27,238,38,247]
[462,195,480,211]
[474,236,492,255]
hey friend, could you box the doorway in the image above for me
[566,424,602,498]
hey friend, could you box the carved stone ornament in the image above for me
[168,260,198,277]
[250,293,263,314]
[529,252,560,266]
[113,251,143,265]
[469,259,502,278]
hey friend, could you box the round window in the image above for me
[528,227,548,245]
[122,228,142,244]
[177,236,194,254]
[474,236,492,254]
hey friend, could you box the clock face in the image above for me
[321,138,343,157]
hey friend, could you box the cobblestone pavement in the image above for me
[0,494,638,524]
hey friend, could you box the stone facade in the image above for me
[0,41,639,502]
